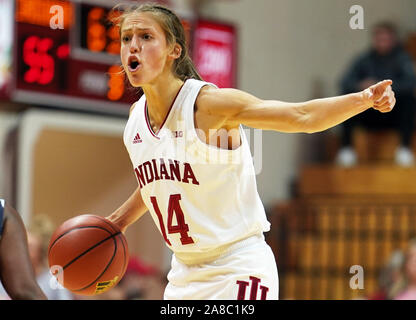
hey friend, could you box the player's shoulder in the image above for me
[129,95,146,117]
[197,83,218,100]
[129,101,139,117]
[195,83,247,118]
[194,84,223,114]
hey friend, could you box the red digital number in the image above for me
[150,194,194,246]
[87,7,106,52]
[23,36,55,85]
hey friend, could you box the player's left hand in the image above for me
[362,79,396,113]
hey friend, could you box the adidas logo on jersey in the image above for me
[133,133,142,144]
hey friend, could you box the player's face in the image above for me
[120,13,173,87]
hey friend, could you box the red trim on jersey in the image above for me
[144,82,185,139]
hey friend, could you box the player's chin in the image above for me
[126,73,146,88]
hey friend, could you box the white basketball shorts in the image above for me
[164,234,279,300]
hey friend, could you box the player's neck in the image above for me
[142,73,184,128]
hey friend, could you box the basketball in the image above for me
[48,214,129,296]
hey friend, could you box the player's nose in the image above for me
[129,35,141,53]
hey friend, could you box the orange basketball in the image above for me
[48,214,129,296]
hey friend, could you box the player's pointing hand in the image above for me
[362,79,396,113]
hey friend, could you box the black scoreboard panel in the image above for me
[10,0,236,114]
[13,0,137,115]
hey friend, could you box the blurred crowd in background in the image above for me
[366,240,416,300]
[336,21,416,167]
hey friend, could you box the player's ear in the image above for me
[168,43,182,60]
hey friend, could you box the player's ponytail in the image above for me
[174,48,203,82]
[112,3,203,82]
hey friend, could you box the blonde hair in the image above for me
[111,2,202,82]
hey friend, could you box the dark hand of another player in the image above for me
[0,204,47,300]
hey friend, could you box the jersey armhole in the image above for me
[192,84,244,152]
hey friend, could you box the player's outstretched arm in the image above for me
[196,80,395,134]
[106,186,148,233]
[0,204,47,300]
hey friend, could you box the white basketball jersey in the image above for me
[123,79,270,260]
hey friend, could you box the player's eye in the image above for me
[142,34,152,40]
[122,35,131,42]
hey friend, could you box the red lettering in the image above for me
[168,159,181,181]
[149,194,194,246]
[143,161,154,183]
[134,166,146,188]
[159,159,171,180]
[236,280,250,300]
[236,276,269,300]
[167,194,194,245]
[259,285,269,300]
[150,196,171,246]
[133,159,199,186]
[249,276,261,300]
[151,159,160,181]
[182,163,199,185]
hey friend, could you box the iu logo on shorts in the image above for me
[236,276,269,300]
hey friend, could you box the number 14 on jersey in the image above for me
[150,194,194,246]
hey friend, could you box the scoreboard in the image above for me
[4,0,237,115]
[13,0,134,114]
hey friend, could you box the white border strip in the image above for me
[12,89,130,116]
[70,47,121,65]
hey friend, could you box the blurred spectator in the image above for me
[117,256,165,300]
[368,249,405,299]
[336,21,416,167]
[26,214,73,300]
[394,239,416,300]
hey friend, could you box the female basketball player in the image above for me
[106,3,395,300]
[0,199,47,299]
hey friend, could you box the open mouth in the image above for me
[128,56,141,72]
